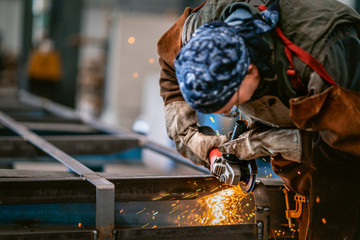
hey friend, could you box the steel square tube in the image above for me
[116,225,257,240]
[0,173,226,204]
[0,135,140,157]
[0,230,96,240]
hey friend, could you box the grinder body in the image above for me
[209,120,258,193]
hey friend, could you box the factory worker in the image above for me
[157,0,360,239]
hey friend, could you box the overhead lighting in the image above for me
[128,37,136,44]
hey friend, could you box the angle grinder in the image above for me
[209,120,258,193]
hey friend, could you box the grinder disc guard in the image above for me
[239,159,257,194]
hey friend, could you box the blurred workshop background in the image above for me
[0,0,358,175]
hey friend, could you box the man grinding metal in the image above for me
[157,0,360,239]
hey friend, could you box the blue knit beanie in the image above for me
[175,3,279,113]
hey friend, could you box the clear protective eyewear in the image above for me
[221,89,240,118]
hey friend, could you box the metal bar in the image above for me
[0,230,96,240]
[0,173,226,204]
[0,170,281,204]
[0,100,41,112]
[0,177,95,204]
[110,175,224,201]
[116,224,257,240]
[85,174,114,239]
[18,90,80,120]
[3,115,83,123]
[0,225,257,240]
[0,135,140,157]
[0,111,114,240]
[0,169,77,178]
[6,122,99,133]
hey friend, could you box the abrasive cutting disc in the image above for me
[239,160,257,194]
[240,174,256,194]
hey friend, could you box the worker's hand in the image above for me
[218,122,302,162]
[165,101,228,169]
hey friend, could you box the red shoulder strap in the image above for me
[275,27,337,86]
[259,5,338,88]
[191,1,208,13]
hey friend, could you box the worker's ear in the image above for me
[247,64,259,80]
[238,64,260,102]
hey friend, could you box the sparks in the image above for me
[169,208,179,214]
[136,208,146,214]
[183,193,198,199]
[141,223,149,228]
[194,185,251,225]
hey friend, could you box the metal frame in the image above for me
[0,90,211,239]
[0,170,290,240]
[0,91,295,239]
[0,111,115,239]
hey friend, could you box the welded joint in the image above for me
[81,173,103,180]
